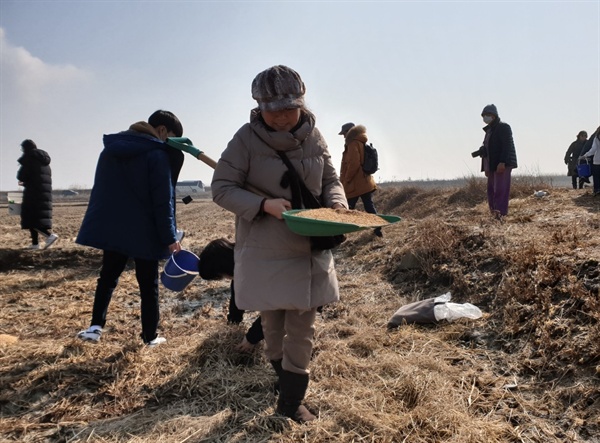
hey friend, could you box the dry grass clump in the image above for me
[1,185,599,442]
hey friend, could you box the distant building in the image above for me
[176,180,204,194]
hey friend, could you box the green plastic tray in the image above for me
[282,209,401,237]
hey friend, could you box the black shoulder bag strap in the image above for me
[277,150,346,250]
[277,151,321,209]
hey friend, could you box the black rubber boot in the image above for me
[270,359,282,394]
[276,369,316,422]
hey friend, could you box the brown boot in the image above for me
[276,369,316,423]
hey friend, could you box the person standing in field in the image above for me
[564,131,588,189]
[472,104,518,219]
[76,110,185,347]
[212,65,347,422]
[16,139,59,250]
[338,122,382,237]
[197,238,264,353]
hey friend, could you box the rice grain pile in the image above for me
[295,208,387,226]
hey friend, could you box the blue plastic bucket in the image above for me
[160,250,199,292]
[577,161,592,178]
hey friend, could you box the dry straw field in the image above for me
[1,178,599,443]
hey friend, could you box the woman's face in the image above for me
[262,108,301,132]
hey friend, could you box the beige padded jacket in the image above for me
[212,110,347,311]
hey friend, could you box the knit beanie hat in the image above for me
[251,65,306,112]
[481,104,499,117]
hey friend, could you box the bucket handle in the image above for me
[162,269,194,279]
[167,252,199,276]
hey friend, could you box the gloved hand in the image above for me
[166,137,201,158]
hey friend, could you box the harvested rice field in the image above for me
[1,178,599,443]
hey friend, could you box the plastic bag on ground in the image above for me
[433,292,483,322]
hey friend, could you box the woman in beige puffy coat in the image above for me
[212,65,347,422]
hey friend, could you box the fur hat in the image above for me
[251,65,305,112]
[338,122,355,135]
[481,104,499,117]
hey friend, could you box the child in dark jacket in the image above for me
[198,238,263,351]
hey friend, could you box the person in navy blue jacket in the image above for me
[76,110,185,347]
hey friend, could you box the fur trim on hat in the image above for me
[345,124,368,143]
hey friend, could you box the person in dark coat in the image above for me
[17,139,59,250]
[472,104,518,219]
[197,238,264,352]
[76,110,185,347]
[564,131,588,189]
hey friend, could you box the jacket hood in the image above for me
[18,149,51,166]
[129,121,161,138]
[103,122,166,159]
[345,124,368,144]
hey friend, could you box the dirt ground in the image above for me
[0,180,599,443]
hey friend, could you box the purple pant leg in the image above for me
[487,167,513,216]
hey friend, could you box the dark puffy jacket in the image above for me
[564,139,587,176]
[480,118,518,172]
[76,130,183,260]
[581,130,598,156]
[17,149,53,230]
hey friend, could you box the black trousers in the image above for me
[30,228,51,245]
[228,280,264,345]
[91,250,160,343]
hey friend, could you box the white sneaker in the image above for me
[146,336,167,347]
[45,233,59,248]
[77,326,102,343]
[25,244,41,250]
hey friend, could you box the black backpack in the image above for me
[362,142,379,175]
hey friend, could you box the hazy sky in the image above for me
[1,0,599,191]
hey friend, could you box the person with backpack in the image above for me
[338,123,382,237]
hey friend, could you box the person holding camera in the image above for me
[472,104,518,219]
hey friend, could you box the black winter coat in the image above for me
[17,148,53,230]
[480,118,518,172]
[564,139,587,176]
